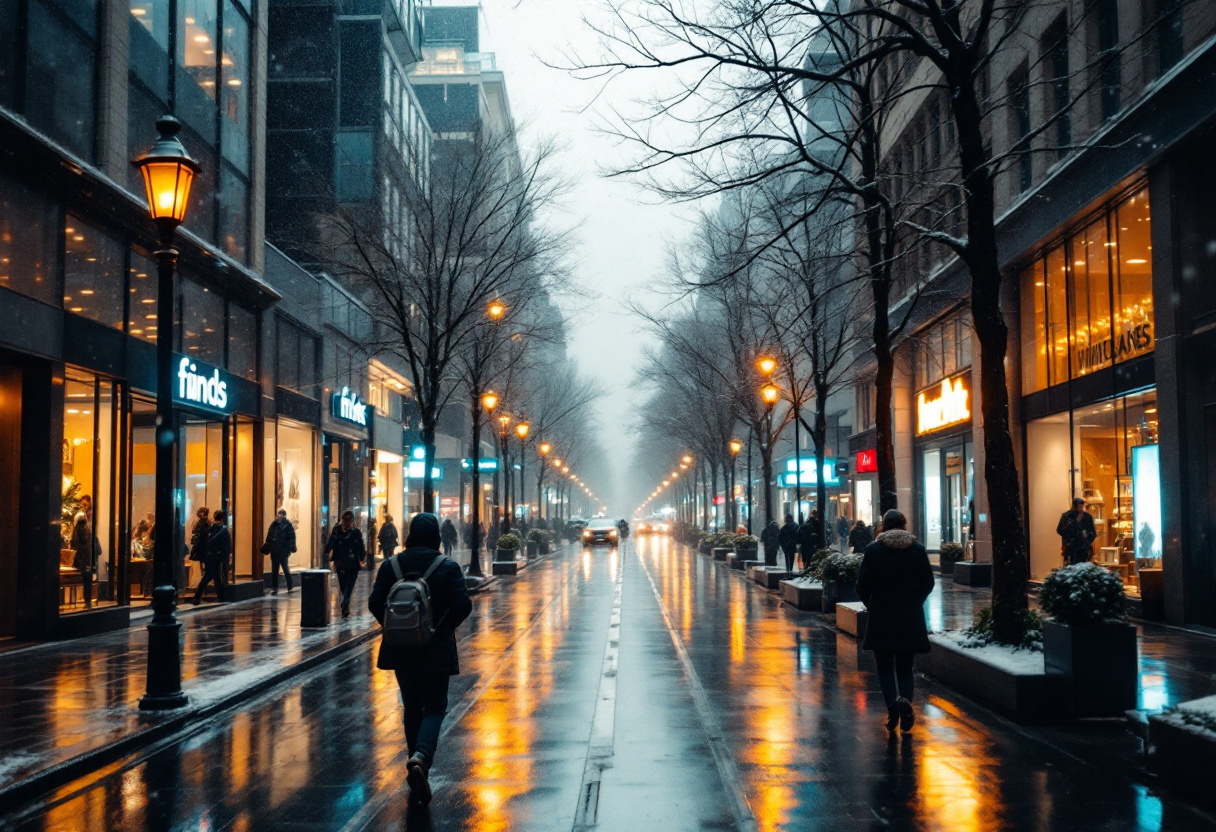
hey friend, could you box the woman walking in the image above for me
[856,509,934,732]
[848,520,873,554]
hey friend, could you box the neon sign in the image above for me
[917,375,970,435]
[331,387,368,427]
[856,449,877,473]
[176,356,229,412]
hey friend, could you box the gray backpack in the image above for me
[383,554,447,652]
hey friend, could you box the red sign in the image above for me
[856,449,877,474]
[712,495,725,506]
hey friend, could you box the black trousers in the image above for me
[873,649,915,709]
[269,554,293,591]
[79,567,93,608]
[781,546,796,573]
[194,560,226,602]
[393,672,450,766]
[336,568,359,610]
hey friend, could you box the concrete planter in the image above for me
[779,579,823,611]
[526,542,539,558]
[755,568,792,590]
[539,542,551,555]
[494,547,519,563]
[836,601,868,638]
[821,579,858,614]
[699,541,713,555]
[1043,620,1138,718]
[735,546,759,563]
[1149,709,1216,808]
[492,560,518,575]
[923,635,1062,722]
[953,561,992,586]
[712,547,732,562]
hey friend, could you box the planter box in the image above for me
[1149,701,1216,808]
[712,547,732,562]
[779,579,823,611]
[1043,620,1138,718]
[836,601,868,638]
[699,542,713,555]
[224,579,266,602]
[822,579,859,614]
[746,563,766,583]
[756,568,792,590]
[923,634,1062,722]
[494,547,519,563]
[539,542,551,555]
[953,561,992,586]
[492,560,518,576]
[726,553,758,571]
[939,549,965,574]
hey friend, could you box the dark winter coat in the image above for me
[206,522,231,568]
[760,520,779,549]
[440,519,459,547]
[797,521,820,555]
[264,517,296,559]
[324,524,366,571]
[778,520,799,554]
[1056,509,1096,558]
[849,525,873,554]
[368,514,472,676]
[856,529,935,653]
[189,518,210,562]
[70,514,99,572]
[378,520,400,555]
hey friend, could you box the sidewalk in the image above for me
[0,571,380,812]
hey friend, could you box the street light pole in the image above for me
[134,116,199,712]
[746,426,753,535]
[515,421,530,526]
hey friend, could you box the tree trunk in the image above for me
[813,389,828,534]
[952,75,1030,645]
[874,330,898,514]
[469,405,483,577]
[422,422,437,514]
[761,427,775,527]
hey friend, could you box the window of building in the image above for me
[127,250,159,342]
[1156,0,1184,72]
[218,164,249,262]
[1041,15,1071,155]
[1009,65,1032,192]
[1020,186,1153,394]
[24,0,99,162]
[227,303,257,380]
[335,130,375,202]
[0,172,61,306]
[64,215,125,329]
[915,312,972,391]
[277,315,319,396]
[180,277,225,365]
[856,381,875,431]
[1096,0,1121,120]
[221,0,250,173]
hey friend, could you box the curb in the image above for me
[0,626,378,815]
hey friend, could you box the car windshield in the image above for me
[588,520,617,530]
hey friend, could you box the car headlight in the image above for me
[609,529,618,537]
[582,530,592,538]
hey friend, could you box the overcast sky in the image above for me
[467,0,702,513]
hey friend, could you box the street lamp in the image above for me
[497,413,513,522]
[481,390,499,412]
[133,115,199,712]
[515,421,530,525]
[761,384,780,408]
[757,355,778,377]
[487,298,506,321]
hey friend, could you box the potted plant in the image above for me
[495,532,521,562]
[528,528,549,556]
[939,541,965,575]
[816,552,862,613]
[698,531,714,554]
[1039,562,1137,718]
[734,534,760,558]
[711,532,734,561]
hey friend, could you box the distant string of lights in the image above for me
[636,454,693,516]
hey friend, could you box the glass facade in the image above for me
[0,172,61,306]
[275,419,317,571]
[1021,186,1154,394]
[64,216,125,329]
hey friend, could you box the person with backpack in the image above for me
[324,510,366,617]
[261,508,296,595]
[368,513,472,807]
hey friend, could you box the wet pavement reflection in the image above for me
[6,538,1214,831]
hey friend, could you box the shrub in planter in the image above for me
[734,534,759,556]
[528,529,551,553]
[817,553,862,612]
[939,541,965,573]
[1039,562,1137,717]
[495,532,521,562]
[798,547,834,581]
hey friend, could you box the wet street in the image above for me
[7,538,1214,832]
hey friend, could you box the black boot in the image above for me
[885,704,900,732]
[897,697,915,731]
[406,753,432,805]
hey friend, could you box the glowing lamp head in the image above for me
[761,384,780,407]
[729,439,743,456]
[538,442,551,455]
[515,422,530,440]
[480,390,499,412]
[487,299,506,320]
[133,116,200,235]
[682,455,693,464]
[757,355,778,377]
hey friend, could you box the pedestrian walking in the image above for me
[187,506,210,593]
[440,518,458,558]
[855,509,934,733]
[797,514,819,567]
[70,497,99,609]
[1056,497,1097,566]
[836,515,851,547]
[261,507,296,595]
[778,514,799,573]
[379,514,401,561]
[368,513,473,806]
[849,520,873,554]
[761,519,779,565]
[324,510,366,617]
[487,522,500,553]
[193,510,230,605]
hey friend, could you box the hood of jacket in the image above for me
[876,529,917,550]
[406,513,442,551]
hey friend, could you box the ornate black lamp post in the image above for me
[133,116,199,711]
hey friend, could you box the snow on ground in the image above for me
[785,577,823,589]
[931,631,1046,675]
[0,751,41,788]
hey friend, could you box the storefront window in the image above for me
[1026,388,1159,591]
[915,312,971,391]
[180,277,225,365]
[127,251,159,342]
[0,172,60,306]
[918,441,973,552]
[275,420,316,570]
[64,215,125,329]
[1020,187,1153,394]
[61,371,118,611]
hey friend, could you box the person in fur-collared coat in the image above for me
[856,508,934,733]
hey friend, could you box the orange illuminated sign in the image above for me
[916,374,971,435]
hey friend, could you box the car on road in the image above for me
[581,518,621,547]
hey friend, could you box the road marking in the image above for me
[635,545,760,832]
[572,550,623,830]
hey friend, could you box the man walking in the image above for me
[193,510,229,605]
[325,510,366,617]
[778,513,799,573]
[369,513,472,806]
[378,514,400,562]
[440,517,459,558]
[263,508,296,595]
[1056,497,1097,566]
